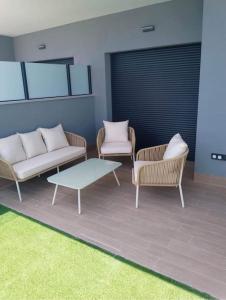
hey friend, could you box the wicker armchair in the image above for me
[0,131,87,202]
[97,127,136,161]
[132,144,188,208]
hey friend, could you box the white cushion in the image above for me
[13,146,85,180]
[38,124,69,152]
[133,160,154,182]
[19,131,47,159]
[103,120,129,143]
[101,141,132,154]
[0,134,26,164]
[163,133,188,160]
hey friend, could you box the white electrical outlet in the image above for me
[211,153,226,160]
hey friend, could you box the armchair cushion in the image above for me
[101,141,132,154]
[103,120,129,143]
[0,134,26,164]
[163,133,188,160]
[19,130,47,159]
[38,124,69,152]
[133,160,154,182]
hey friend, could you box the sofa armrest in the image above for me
[0,159,17,181]
[65,132,87,149]
[96,128,105,156]
[136,144,167,161]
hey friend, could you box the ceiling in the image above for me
[0,0,171,37]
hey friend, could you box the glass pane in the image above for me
[70,64,90,95]
[25,63,68,99]
[0,62,25,101]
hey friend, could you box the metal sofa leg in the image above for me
[15,181,22,203]
[136,185,139,208]
[179,184,185,208]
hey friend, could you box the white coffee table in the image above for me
[47,158,122,214]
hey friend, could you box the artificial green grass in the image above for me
[0,204,212,300]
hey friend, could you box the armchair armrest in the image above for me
[136,144,167,161]
[96,128,105,156]
[136,151,188,186]
[128,127,136,153]
[0,158,17,181]
[65,132,87,149]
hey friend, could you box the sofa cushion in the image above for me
[13,146,85,180]
[103,120,129,143]
[133,160,154,182]
[163,133,188,160]
[38,124,69,152]
[0,134,26,164]
[19,130,47,159]
[101,141,132,154]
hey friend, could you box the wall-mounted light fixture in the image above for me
[38,44,46,50]
[141,25,155,33]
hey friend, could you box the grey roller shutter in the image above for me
[111,43,201,161]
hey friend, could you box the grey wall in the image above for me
[13,0,203,132]
[0,97,95,144]
[195,0,226,177]
[0,35,14,61]
[3,0,226,179]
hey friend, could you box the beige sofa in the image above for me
[0,131,87,202]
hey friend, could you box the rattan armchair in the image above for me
[97,127,136,161]
[132,144,188,208]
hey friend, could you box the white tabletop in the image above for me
[47,158,122,190]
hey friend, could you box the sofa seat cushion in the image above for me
[101,141,132,154]
[13,146,85,180]
[133,160,154,182]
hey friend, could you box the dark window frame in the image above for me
[32,57,74,65]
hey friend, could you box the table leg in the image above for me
[78,189,81,214]
[113,170,120,186]
[52,184,58,205]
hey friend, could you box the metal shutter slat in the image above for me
[111,43,201,161]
